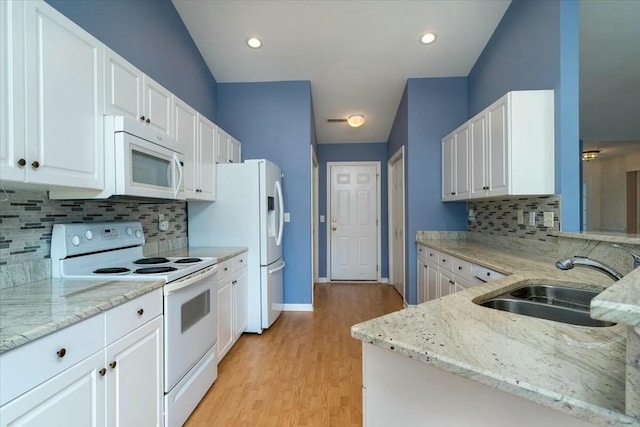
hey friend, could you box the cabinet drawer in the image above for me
[424,247,439,264]
[216,259,233,280]
[438,253,453,271]
[232,252,247,272]
[105,288,162,345]
[417,245,429,263]
[452,257,473,281]
[0,313,105,406]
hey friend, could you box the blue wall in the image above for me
[467,0,580,231]
[46,0,218,122]
[316,143,389,279]
[404,78,469,304]
[216,81,313,305]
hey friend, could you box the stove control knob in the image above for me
[71,235,81,246]
[84,230,93,240]
[135,230,142,238]
[126,227,133,236]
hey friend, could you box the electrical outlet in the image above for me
[468,208,475,222]
[159,220,169,231]
[543,211,554,227]
[529,211,536,226]
[517,210,524,225]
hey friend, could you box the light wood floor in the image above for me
[184,283,403,426]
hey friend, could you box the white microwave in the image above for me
[50,116,185,201]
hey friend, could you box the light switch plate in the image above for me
[284,212,291,222]
[543,211,554,227]
[517,210,524,225]
[320,215,325,223]
[529,211,536,226]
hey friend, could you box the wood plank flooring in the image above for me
[184,283,403,426]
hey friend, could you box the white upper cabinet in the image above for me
[445,90,554,201]
[198,115,217,200]
[104,47,174,139]
[1,0,104,190]
[215,127,241,164]
[441,123,469,201]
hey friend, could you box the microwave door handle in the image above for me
[173,155,183,198]
[275,180,284,246]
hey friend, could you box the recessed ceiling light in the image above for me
[247,37,262,49]
[420,32,437,45]
[347,114,365,128]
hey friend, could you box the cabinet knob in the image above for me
[31,161,40,169]
[449,280,455,285]
[458,266,463,270]
[232,280,237,284]
[137,308,144,316]
[145,118,150,124]
[99,368,107,376]
[56,348,67,358]
[451,192,456,195]
[110,361,117,369]
[140,115,146,121]
[442,259,446,263]
[240,259,243,263]
[17,158,26,167]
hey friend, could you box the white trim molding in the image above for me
[283,304,314,312]
[318,277,329,283]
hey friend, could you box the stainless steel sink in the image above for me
[477,284,616,327]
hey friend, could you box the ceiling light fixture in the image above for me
[347,114,366,128]
[247,37,262,49]
[419,32,437,45]
[582,150,600,161]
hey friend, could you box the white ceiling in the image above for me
[172,0,511,144]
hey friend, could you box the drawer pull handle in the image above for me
[56,348,66,358]
[110,361,117,369]
[137,308,144,316]
[99,368,107,376]
[458,266,463,270]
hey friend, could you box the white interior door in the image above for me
[329,163,378,281]
[389,149,405,298]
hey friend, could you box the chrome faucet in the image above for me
[555,244,640,282]
[555,256,623,281]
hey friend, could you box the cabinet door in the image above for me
[416,259,426,304]
[0,351,106,427]
[454,124,470,199]
[104,47,143,120]
[106,316,163,427]
[215,127,230,163]
[441,136,454,200]
[438,268,453,297]
[229,137,241,164]
[233,268,247,338]
[487,97,508,196]
[0,0,25,183]
[453,275,472,292]
[425,261,438,301]
[217,280,233,361]
[23,0,104,189]
[143,75,173,138]
[198,115,217,201]
[175,98,198,198]
[469,112,487,197]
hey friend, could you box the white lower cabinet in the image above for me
[0,289,164,427]
[416,244,479,303]
[217,252,248,361]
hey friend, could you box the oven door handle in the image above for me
[163,265,217,296]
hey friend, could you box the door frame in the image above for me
[388,146,406,303]
[311,146,319,308]
[326,161,382,282]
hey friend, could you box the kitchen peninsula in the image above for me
[352,232,640,426]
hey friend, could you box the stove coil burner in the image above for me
[174,258,203,264]
[133,257,170,265]
[134,266,178,274]
[94,267,130,274]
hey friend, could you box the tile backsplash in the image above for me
[467,195,561,241]
[0,190,187,287]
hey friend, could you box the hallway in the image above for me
[185,283,403,426]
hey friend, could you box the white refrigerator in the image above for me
[188,159,285,333]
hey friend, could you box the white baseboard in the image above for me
[282,304,314,312]
[318,277,329,283]
[379,277,389,284]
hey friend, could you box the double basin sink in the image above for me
[476,284,615,327]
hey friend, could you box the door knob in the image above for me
[331,218,337,223]
[332,226,337,231]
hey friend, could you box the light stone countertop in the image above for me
[352,238,639,426]
[592,269,640,326]
[0,247,247,354]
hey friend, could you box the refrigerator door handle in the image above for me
[275,180,284,246]
[269,261,286,274]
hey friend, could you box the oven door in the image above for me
[164,265,217,391]
[115,132,185,200]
